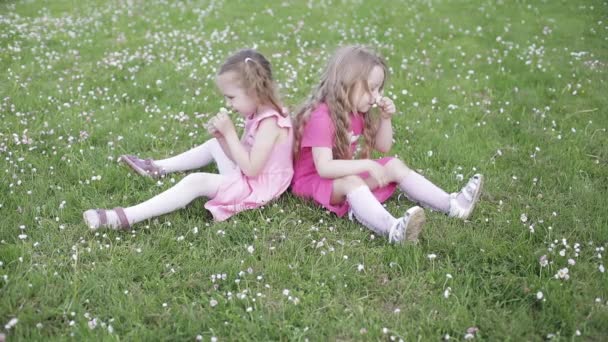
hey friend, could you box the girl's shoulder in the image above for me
[302,103,335,134]
[309,103,332,122]
[250,107,292,130]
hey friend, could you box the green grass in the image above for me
[1,0,607,340]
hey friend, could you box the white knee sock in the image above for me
[155,139,237,174]
[398,171,451,213]
[101,172,223,227]
[346,186,398,235]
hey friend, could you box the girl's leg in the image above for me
[333,175,424,242]
[84,172,223,229]
[155,138,237,174]
[382,159,482,217]
[379,159,452,213]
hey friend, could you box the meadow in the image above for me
[1,0,607,340]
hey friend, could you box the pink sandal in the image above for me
[83,207,131,231]
[449,174,484,220]
[119,155,165,179]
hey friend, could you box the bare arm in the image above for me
[219,117,281,177]
[312,147,376,179]
[374,96,397,153]
[374,117,393,153]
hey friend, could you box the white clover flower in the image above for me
[555,267,570,280]
[539,255,548,267]
[210,299,218,307]
[536,291,543,300]
[88,318,98,330]
[5,317,18,330]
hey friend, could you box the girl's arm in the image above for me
[205,117,235,161]
[214,114,281,177]
[374,117,393,153]
[373,96,397,153]
[312,147,388,185]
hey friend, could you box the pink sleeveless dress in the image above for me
[291,103,396,217]
[205,109,294,221]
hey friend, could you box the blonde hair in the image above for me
[293,45,388,159]
[218,49,285,117]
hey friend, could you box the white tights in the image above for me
[155,138,238,175]
[87,139,237,229]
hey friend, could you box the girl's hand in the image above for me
[211,111,236,136]
[367,160,389,187]
[204,120,223,138]
[376,96,396,119]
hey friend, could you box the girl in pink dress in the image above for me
[83,49,293,230]
[292,45,483,243]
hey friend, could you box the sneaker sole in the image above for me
[463,174,484,220]
[404,206,426,242]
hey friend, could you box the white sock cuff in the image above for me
[345,185,371,200]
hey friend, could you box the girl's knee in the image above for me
[205,138,220,149]
[181,172,209,185]
[386,158,411,178]
[338,175,366,189]
[331,175,366,204]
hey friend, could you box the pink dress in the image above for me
[291,103,396,217]
[205,109,294,221]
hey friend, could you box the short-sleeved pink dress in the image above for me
[205,109,294,221]
[291,103,396,217]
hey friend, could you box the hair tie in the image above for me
[244,57,253,64]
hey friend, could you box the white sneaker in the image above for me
[389,206,426,243]
[449,174,484,220]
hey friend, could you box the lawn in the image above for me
[1,0,607,340]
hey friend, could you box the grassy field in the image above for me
[1,0,607,340]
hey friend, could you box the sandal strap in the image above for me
[120,155,165,178]
[113,207,131,231]
[97,209,107,225]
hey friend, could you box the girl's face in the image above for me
[216,71,258,117]
[351,65,384,113]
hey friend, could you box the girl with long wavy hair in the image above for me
[291,45,483,243]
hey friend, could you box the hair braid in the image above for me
[293,45,388,161]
